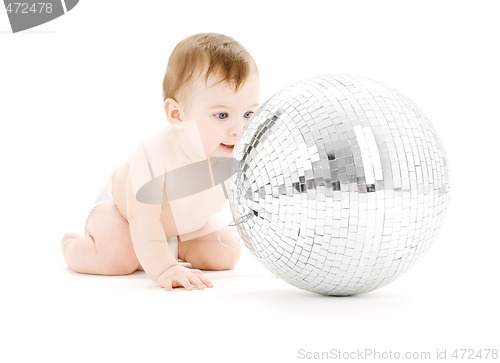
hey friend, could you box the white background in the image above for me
[1,1,499,362]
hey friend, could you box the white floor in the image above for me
[2,203,499,362]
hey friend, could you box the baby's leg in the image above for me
[61,202,140,275]
[179,229,241,271]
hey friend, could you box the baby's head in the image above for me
[162,33,260,158]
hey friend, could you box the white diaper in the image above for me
[91,173,179,259]
[94,173,115,205]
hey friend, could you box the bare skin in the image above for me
[62,71,259,290]
[61,198,239,290]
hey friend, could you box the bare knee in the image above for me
[94,233,140,275]
[100,257,139,275]
[188,244,241,271]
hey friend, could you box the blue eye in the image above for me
[244,111,254,119]
[215,112,228,120]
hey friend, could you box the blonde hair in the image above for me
[162,33,257,102]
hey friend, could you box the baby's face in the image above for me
[179,71,260,158]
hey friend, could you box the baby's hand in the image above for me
[158,265,214,291]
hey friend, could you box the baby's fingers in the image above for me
[163,279,173,291]
[196,273,214,288]
[176,276,194,290]
[162,271,212,291]
[186,269,213,288]
[163,277,192,291]
[187,275,208,290]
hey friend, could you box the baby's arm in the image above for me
[126,179,212,290]
[125,140,212,290]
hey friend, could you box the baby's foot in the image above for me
[61,232,80,253]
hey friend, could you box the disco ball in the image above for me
[228,74,450,296]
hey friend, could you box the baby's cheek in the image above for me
[205,138,222,156]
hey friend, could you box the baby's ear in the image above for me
[164,98,182,125]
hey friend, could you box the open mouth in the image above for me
[220,143,234,153]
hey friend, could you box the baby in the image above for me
[62,33,260,291]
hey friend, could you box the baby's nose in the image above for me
[229,127,238,137]
[228,119,245,137]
